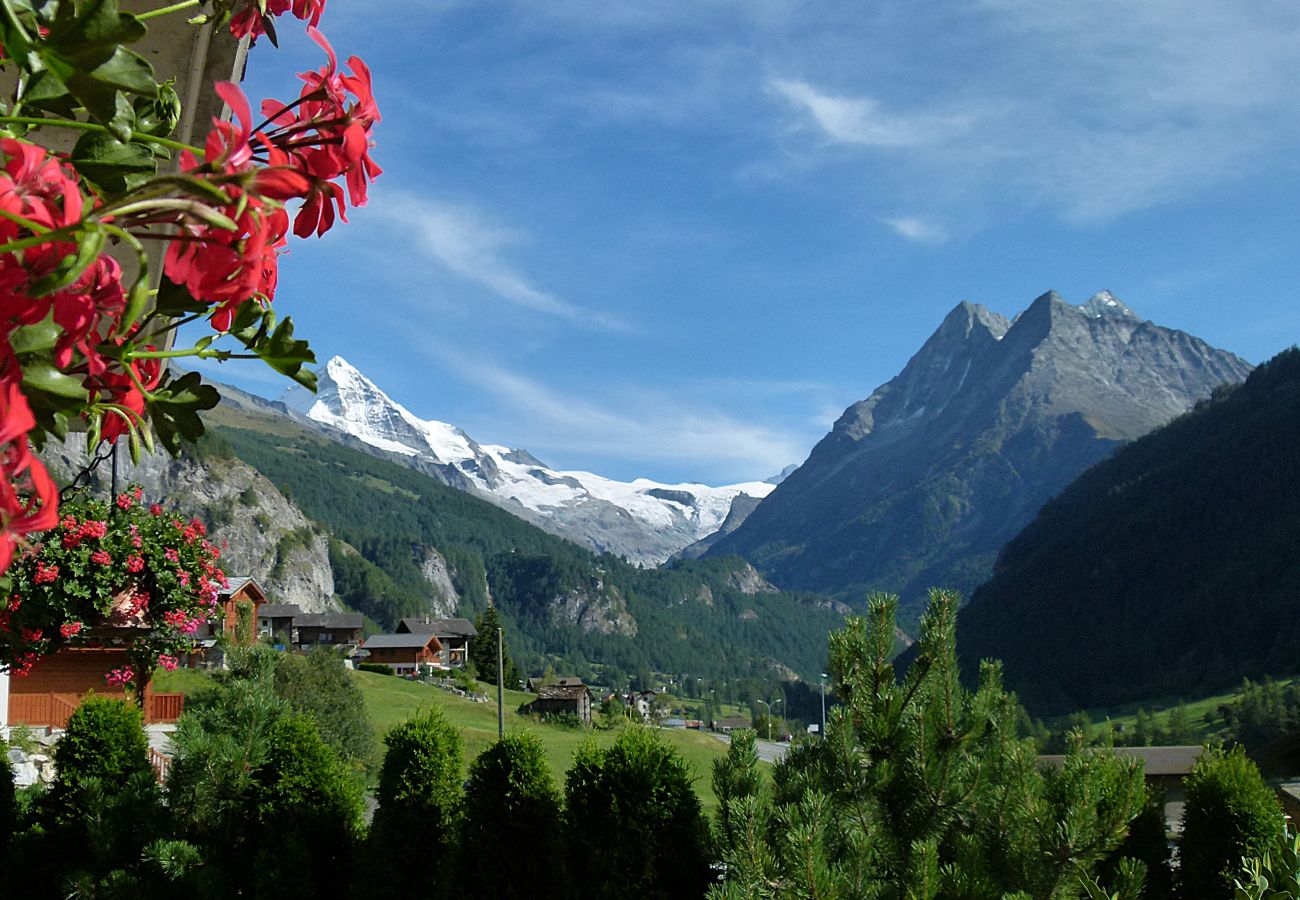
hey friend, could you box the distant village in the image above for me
[0,572,760,786]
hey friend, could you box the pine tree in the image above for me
[469,604,522,687]
[710,590,1149,898]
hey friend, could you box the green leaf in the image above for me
[45,0,146,61]
[241,315,316,389]
[70,129,157,192]
[152,276,208,317]
[22,361,88,399]
[8,312,62,356]
[149,370,219,455]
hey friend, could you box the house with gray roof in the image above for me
[395,617,478,669]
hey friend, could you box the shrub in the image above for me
[273,649,374,770]
[1179,746,1284,899]
[52,696,151,801]
[0,751,14,860]
[249,715,364,900]
[358,662,393,676]
[460,733,567,899]
[565,726,711,899]
[1235,827,1300,899]
[367,708,464,896]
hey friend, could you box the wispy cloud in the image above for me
[770,78,971,148]
[764,1,1300,225]
[410,340,812,482]
[377,194,627,331]
[882,216,948,244]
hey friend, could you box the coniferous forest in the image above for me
[957,347,1300,713]
[211,419,844,684]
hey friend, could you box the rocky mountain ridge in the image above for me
[280,356,774,565]
[704,290,1254,623]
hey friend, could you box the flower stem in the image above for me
[135,0,201,21]
[0,116,201,154]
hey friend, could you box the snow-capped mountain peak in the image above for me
[283,356,774,564]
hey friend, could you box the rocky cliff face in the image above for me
[41,438,337,613]
[705,291,1253,623]
[419,548,461,619]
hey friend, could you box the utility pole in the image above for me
[496,620,505,739]
[820,673,827,739]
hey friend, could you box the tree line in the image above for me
[4,594,1296,899]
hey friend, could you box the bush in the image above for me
[358,662,393,676]
[249,716,364,900]
[273,649,374,770]
[367,708,464,896]
[460,733,567,899]
[565,726,711,899]
[1179,746,1284,899]
[52,696,151,802]
[0,751,14,860]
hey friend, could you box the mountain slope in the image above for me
[956,347,1300,714]
[705,291,1252,624]
[201,398,844,682]
[281,357,774,564]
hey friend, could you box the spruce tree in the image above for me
[469,604,522,687]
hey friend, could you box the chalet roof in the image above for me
[529,676,587,693]
[1037,745,1203,777]
[397,617,478,638]
[296,612,364,630]
[537,682,590,701]
[220,576,266,603]
[363,633,441,650]
[258,603,302,619]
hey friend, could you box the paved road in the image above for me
[709,731,789,763]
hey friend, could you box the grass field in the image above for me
[353,670,731,810]
[155,666,733,811]
[1079,675,1300,743]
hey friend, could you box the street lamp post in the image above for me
[820,673,828,738]
[772,697,783,740]
[757,699,771,741]
[496,623,504,739]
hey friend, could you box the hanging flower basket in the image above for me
[0,484,225,689]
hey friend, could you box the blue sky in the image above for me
[193,0,1300,484]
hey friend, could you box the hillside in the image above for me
[200,399,844,683]
[956,347,1300,714]
[705,291,1252,627]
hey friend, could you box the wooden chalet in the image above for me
[396,617,478,669]
[257,603,301,646]
[257,603,364,650]
[295,612,364,649]
[2,590,184,730]
[522,679,592,726]
[362,632,443,676]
